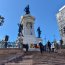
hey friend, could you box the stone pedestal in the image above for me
[17,14,43,51]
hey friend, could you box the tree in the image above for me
[0,15,4,26]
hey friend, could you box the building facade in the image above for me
[56,5,65,44]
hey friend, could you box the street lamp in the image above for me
[0,15,4,26]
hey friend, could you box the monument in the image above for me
[56,5,65,45]
[16,4,42,51]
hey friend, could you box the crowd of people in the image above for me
[39,39,63,54]
[1,35,63,54]
[21,39,63,54]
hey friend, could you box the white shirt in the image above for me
[51,43,55,48]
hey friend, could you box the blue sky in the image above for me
[0,0,65,43]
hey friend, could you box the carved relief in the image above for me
[26,22,33,35]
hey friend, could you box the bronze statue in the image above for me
[37,27,41,38]
[24,5,30,14]
[18,24,23,36]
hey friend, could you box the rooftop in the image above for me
[59,5,65,11]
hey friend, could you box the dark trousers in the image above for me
[40,47,43,54]
[52,48,54,52]
[48,47,51,52]
[5,42,7,48]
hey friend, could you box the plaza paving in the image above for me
[0,49,65,65]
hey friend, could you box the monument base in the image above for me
[0,48,23,54]
[23,37,42,51]
[23,48,40,51]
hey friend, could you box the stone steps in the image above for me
[5,63,32,65]
[5,54,33,65]
[3,51,65,65]
[0,52,23,65]
[32,52,65,65]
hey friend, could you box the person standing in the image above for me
[47,40,51,52]
[4,35,9,48]
[39,41,43,54]
[26,44,29,52]
[60,39,63,49]
[51,42,55,52]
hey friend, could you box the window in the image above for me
[63,27,65,33]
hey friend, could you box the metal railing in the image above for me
[0,41,18,48]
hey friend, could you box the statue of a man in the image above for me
[24,5,30,14]
[37,27,41,38]
[18,24,23,36]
